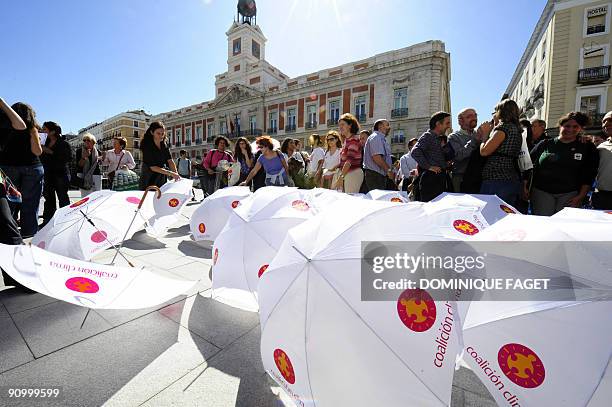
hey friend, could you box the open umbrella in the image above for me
[31,190,156,261]
[211,187,342,312]
[0,244,197,309]
[366,189,410,203]
[430,193,519,225]
[553,207,612,221]
[189,186,252,241]
[146,179,194,237]
[462,300,612,407]
[258,199,488,406]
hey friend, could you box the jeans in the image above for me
[480,180,521,207]
[42,171,70,222]
[1,164,44,237]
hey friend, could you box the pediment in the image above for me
[212,84,263,108]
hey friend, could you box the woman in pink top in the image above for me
[333,113,363,193]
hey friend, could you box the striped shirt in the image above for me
[340,136,362,172]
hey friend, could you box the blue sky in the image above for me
[1,0,545,134]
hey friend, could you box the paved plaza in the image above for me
[0,191,496,407]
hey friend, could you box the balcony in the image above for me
[305,121,317,130]
[391,108,409,118]
[327,118,338,127]
[185,140,192,146]
[578,65,611,84]
[244,128,263,137]
[195,138,202,145]
[175,141,181,147]
[267,127,278,134]
[285,124,296,133]
[356,114,367,123]
[587,24,606,35]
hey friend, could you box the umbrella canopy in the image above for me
[366,189,410,203]
[430,193,520,225]
[258,199,489,406]
[553,207,612,221]
[31,190,153,260]
[189,186,252,241]
[146,179,193,237]
[462,300,612,407]
[211,187,354,312]
[0,244,197,309]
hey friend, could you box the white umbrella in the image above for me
[0,244,197,309]
[211,187,336,312]
[31,190,155,261]
[462,300,612,407]
[553,207,612,221]
[146,179,194,237]
[189,186,252,241]
[366,189,410,203]
[258,199,488,406]
[430,193,520,225]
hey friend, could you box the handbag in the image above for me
[112,168,140,191]
[107,151,125,186]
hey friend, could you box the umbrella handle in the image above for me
[138,186,161,209]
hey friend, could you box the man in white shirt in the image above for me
[399,138,418,192]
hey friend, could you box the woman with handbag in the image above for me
[75,133,102,197]
[0,101,43,238]
[102,136,135,188]
[139,121,180,190]
[240,136,289,187]
[40,121,71,226]
[202,136,234,194]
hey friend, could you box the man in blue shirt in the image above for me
[363,119,394,192]
[411,112,452,201]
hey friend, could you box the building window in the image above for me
[185,127,192,144]
[269,111,278,131]
[133,130,138,138]
[248,115,256,133]
[533,59,536,75]
[581,95,601,114]
[220,121,227,135]
[306,105,317,126]
[133,120,139,128]
[196,125,203,143]
[391,130,405,144]
[207,123,215,142]
[586,5,608,36]
[328,100,340,123]
[541,39,547,60]
[354,95,367,122]
[394,88,408,110]
[287,108,296,128]
[252,40,261,59]
[176,128,182,145]
[233,38,241,55]
[167,129,174,144]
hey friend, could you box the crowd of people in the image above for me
[1,96,611,256]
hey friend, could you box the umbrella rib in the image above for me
[312,265,448,406]
[260,262,308,331]
[303,265,317,407]
[584,350,612,406]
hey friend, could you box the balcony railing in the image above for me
[285,124,296,133]
[195,138,202,145]
[391,108,409,118]
[267,127,278,134]
[244,128,263,136]
[327,118,338,127]
[356,114,367,123]
[305,121,317,130]
[587,24,606,35]
[578,65,611,84]
[185,140,191,146]
[175,141,181,147]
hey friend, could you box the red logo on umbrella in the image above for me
[168,198,180,208]
[258,264,269,278]
[213,248,219,265]
[37,241,46,249]
[497,229,527,241]
[228,169,233,176]
[390,197,403,203]
[70,197,90,208]
[500,205,516,214]
[90,231,108,243]
[291,200,310,211]
[65,277,99,294]
[231,200,240,209]
[498,343,545,388]
[453,220,479,235]
[198,223,206,234]
[606,211,612,215]
[274,349,296,384]
[397,289,436,332]
[126,196,141,205]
